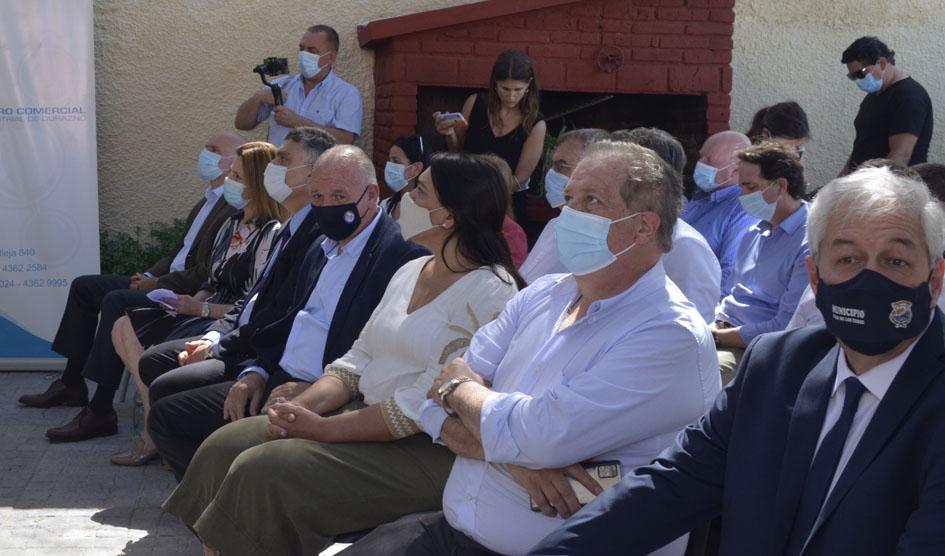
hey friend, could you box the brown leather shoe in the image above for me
[18,379,88,408]
[46,407,117,442]
[111,437,159,466]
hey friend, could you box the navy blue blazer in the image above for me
[211,208,322,362]
[531,311,945,556]
[246,211,428,379]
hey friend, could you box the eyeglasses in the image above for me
[796,144,806,159]
[846,65,873,81]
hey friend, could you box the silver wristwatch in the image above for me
[200,301,210,318]
[437,377,473,414]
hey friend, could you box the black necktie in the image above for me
[785,376,867,555]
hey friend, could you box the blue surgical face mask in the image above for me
[815,268,932,355]
[298,50,323,79]
[555,206,639,276]
[223,178,247,209]
[384,161,410,192]
[197,148,223,182]
[738,182,778,221]
[856,73,883,94]
[693,161,728,192]
[544,168,569,208]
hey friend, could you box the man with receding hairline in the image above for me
[340,140,720,556]
[682,130,756,297]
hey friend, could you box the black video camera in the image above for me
[252,57,289,106]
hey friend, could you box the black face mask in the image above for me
[312,186,368,241]
[814,268,933,356]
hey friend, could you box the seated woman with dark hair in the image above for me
[746,101,810,158]
[162,152,524,555]
[380,134,428,220]
[109,141,285,466]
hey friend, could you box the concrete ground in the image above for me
[0,372,349,555]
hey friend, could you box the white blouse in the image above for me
[324,255,518,438]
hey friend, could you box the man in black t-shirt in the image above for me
[840,36,933,175]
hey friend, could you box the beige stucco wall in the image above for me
[92,0,478,233]
[94,0,943,232]
[731,0,945,190]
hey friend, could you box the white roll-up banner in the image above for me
[0,0,99,370]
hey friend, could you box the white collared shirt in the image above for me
[423,261,721,555]
[816,328,925,502]
[256,71,363,146]
[241,210,381,382]
[169,186,223,272]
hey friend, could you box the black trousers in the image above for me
[138,336,232,405]
[148,368,294,480]
[52,274,153,389]
[339,512,501,556]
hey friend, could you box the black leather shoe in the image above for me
[46,407,118,442]
[18,379,89,408]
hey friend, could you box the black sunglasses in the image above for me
[846,65,873,81]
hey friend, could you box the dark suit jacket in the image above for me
[210,208,322,362]
[531,313,945,556]
[147,192,237,294]
[246,211,428,380]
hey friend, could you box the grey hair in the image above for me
[286,127,336,164]
[808,166,945,267]
[581,139,681,252]
[318,145,379,191]
[557,128,610,155]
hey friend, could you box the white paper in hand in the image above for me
[146,288,178,311]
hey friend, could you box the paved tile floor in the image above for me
[0,372,349,555]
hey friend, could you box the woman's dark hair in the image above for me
[388,135,429,207]
[747,101,810,141]
[488,49,541,136]
[429,152,527,289]
[392,135,429,167]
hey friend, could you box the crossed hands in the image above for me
[129,273,158,291]
[505,463,603,519]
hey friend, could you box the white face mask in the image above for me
[298,50,324,79]
[263,162,310,203]
[397,192,445,240]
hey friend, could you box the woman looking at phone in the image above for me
[434,48,547,226]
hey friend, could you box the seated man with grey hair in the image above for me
[340,140,722,556]
[532,165,945,555]
[522,127,721,324]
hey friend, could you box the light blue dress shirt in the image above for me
[420,262,721,556]
[169,186,223,273]
[681,185,759,298]
[716,202,810,343]
[518,218,721,325]
[257,71,363,146]
[240,209,380,382]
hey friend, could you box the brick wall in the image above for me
[371,0,734,170]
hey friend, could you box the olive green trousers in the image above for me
[163,413,455,556]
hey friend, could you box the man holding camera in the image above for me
[235,25,362,146]
[339,141,721,556]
